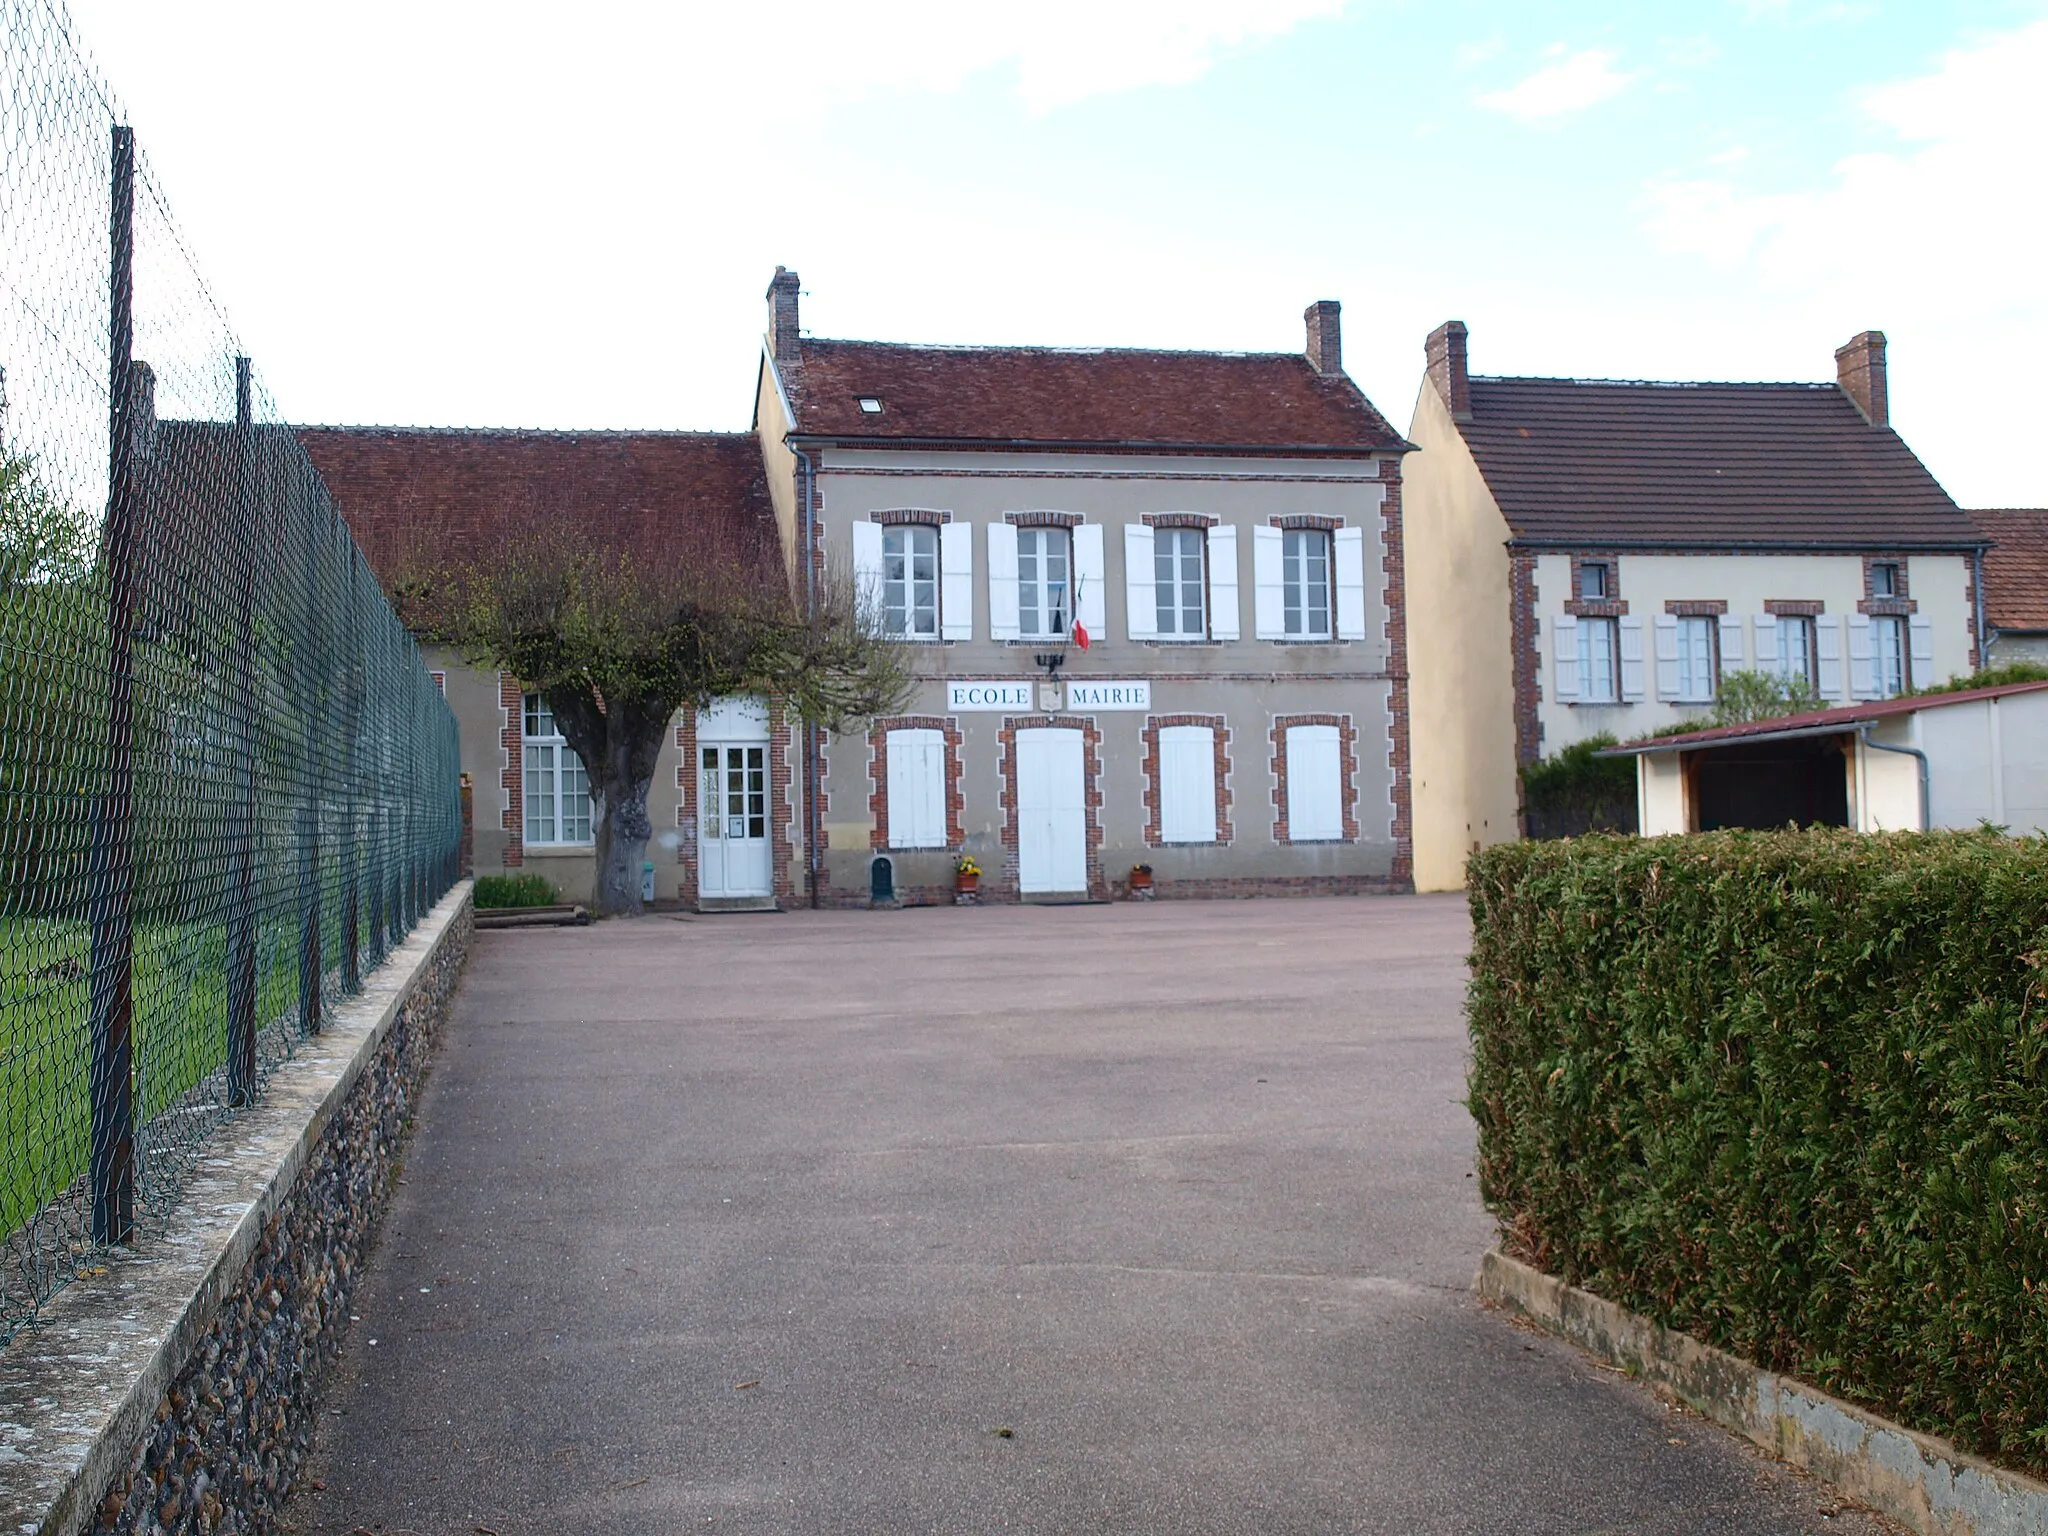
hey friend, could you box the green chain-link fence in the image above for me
[1,0,462,1342]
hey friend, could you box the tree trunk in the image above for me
[547,687,673,919]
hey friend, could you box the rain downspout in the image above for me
[794,442,821,908]
[1859,724,1929,832]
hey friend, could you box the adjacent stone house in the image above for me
[299,427,804,908]
[1402,322,1987,892]
[752,269,1415,903]
[1969,507,2048,667]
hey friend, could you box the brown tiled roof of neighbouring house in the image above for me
[295,428,784,599]
[1455,377,1980,550]
[1968,508,2048,633]
[782,339,1410,454]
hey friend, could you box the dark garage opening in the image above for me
[1690,735,1851,831]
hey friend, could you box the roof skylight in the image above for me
[857,396,883,413]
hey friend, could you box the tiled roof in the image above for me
[1457,377,1979,549]
[783,339,1409,454]
[295,428,784,598]
[1608,680,2048,754]
[1969,508,2048,632]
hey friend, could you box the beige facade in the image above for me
[1402,380,1517,892]
[1531,551,1977,755]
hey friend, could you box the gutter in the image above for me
[793,440,822,909]
[1506,537,1986,555]
[1599,722,1862,756]
[783,432,1413,459]
[1859,724,1930,833]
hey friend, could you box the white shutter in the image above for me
[1717,613,1744,675]
[1285,724,1343,842]
[1206,525,1240,641]
[1158,725,1217,844]
[1551,615,1580,702]
[1618,615,1645,703]
[1333,526,1369,641]
[1752,615,1780,677]
[1654,616,1681,700]
[986,522,1020,642]
[1847,613,1876,699]
[1909,614,1936,686]
[886,729,945,848]
[939,522,973,641]
[1124,524,1157,640]
[1816,615,1845,701]
[1072,523,1106,642]
[1253,526,1285,640]
[851,520,885,612]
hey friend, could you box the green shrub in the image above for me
[1466,830,2048,1475]
[473,872,558,909]
[1710,667,1824,724]
[1520,735,1637,839]
[1910,662,2048,698]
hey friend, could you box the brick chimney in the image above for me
[1304,300,1342,376]
[1835,330,1887,427]
[1426,320,1471,423]
[767,266,801,370]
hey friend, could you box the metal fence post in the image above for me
[340,540,362,993]
[298,472,323,1033]
[225,355,257,1104]
[87,124,138,1245]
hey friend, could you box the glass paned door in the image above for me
[698,743,771,897]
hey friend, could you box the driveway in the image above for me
[285,896,1892,1535]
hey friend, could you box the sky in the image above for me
[55,0,2048,507]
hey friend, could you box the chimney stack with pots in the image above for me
[1426,320,1472,423]
[1304,300,1343,377]
[1835,330,1888,427]
[767,267,802,370]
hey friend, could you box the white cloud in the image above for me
[685,0,1350,114]
[1640,19,2048,502]
[1475,47,1639,121]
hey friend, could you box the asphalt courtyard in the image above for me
[284,896,1895,1536]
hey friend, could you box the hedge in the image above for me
[1467,830,2048,1475]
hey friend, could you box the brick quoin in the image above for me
[1140,713,1233,848]
[673,710,698,894]
[997,714,1108,902]
[1269,712,1361,846]
[867,715,966,853]
[1508,550,1542,777]
[498,671,524,867]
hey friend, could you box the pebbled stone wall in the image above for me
[85,900,470,1536]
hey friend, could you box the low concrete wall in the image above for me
[1479,1249,2048,1536]
[0,883,473,1536]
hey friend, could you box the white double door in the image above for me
[698,740,771,899]
[1016,727,1087,894]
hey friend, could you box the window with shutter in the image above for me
[1285,724,1343,842]
[1154,528,1207,638]
[1577,617,1619,703]
[1017,527,1071,640]
[1158,726,1217,844]
[1872,616,1907,698]
[1281,530,1332,640]
[885,728,946,848]
[881,524,939,639]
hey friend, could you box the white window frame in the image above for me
[1281,529,1332,641]
[1776,615,1818,690]
[1017,526,1071,641]
[882,523,940,640]
[1675,615,1717,703]
[522,692,592,846]
[1871,614,1907,698]
[1577,616,1620,704]
[1153,526,1207,640]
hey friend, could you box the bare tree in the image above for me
[399,509,910,917]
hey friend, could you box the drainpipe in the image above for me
[1859,724,1930,832]
[794,442,822,908]
[1973,545,1989,668]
